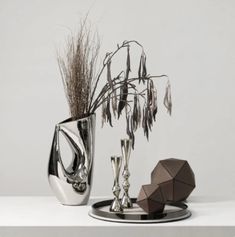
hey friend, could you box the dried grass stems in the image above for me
[57,24,100,120]
[58,29,172,148]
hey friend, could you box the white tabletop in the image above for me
[0,196,234,237]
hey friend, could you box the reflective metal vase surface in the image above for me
[48,114,95,205]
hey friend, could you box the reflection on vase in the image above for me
[48,114,95,205]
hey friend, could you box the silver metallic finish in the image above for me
[48,114,95,206]
[110,156,123,212]
[121,139,133,208]
[89,199,191,223]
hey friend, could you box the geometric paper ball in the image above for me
[151,158,196,202]
[136,184,165,213]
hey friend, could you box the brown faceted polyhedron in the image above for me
[151,158,195,202]
[136,184,165,213]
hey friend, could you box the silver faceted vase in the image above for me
[48,114,95,205]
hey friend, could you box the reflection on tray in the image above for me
[89,198,191,223]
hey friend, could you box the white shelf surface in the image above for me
[0,196,234,237]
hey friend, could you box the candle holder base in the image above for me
[121,195,133,208]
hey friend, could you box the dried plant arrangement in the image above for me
[57,24,100,120]
[58,25,172,148]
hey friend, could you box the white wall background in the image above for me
[0,0,235,198]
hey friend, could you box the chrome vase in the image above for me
[48,114,95,205]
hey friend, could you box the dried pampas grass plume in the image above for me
[57,22,100,120]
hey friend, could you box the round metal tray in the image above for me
[89,198,191,223]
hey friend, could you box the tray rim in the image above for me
[89,198,191,224]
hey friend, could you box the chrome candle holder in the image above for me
[110,156,123,212]
[121,139,133,208]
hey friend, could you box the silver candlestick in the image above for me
[121,139,133,208]
[110,156,123,212]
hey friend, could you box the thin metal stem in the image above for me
[88,40,145,112]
